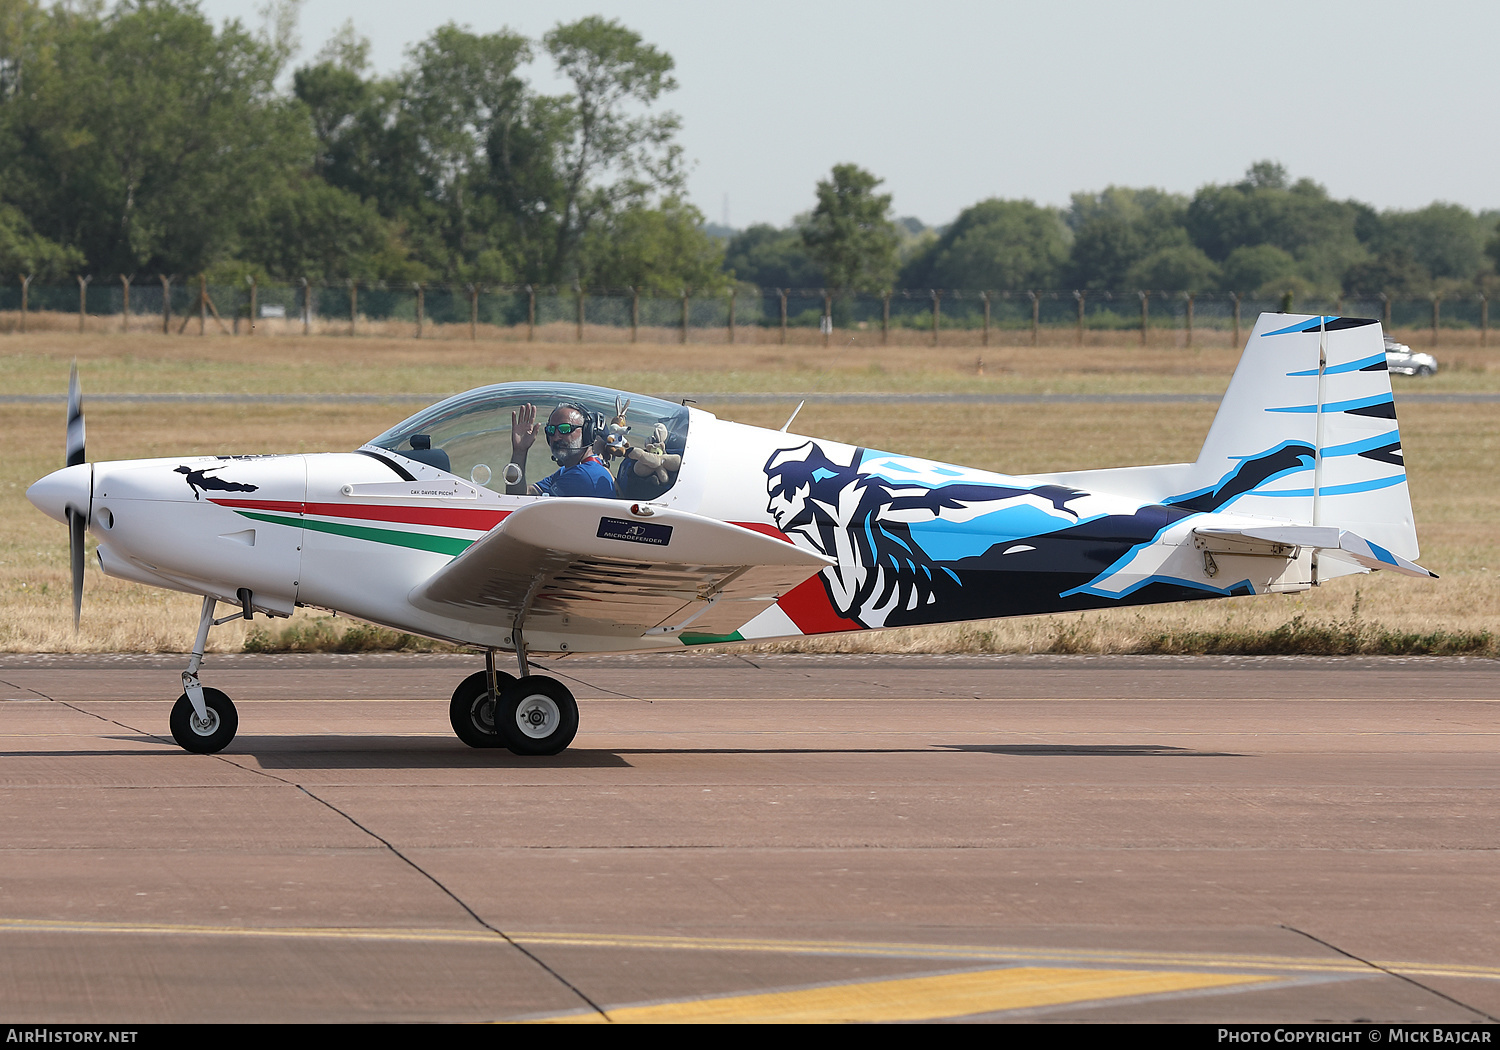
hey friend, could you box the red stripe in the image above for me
[776,576,862,635]
[728,521,859,635]
[212,498,509,532]
[730,520,793,543]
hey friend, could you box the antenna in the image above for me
[779,400,805,433]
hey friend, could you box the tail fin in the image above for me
[1033,313,1421,568]
[1187,313,1418,562]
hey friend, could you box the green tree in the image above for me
[3,0,310,275]
[580,196,726,295]
[403,23,530,270]
[903,198,1068,290]
[1377,203,1486,283]
[1185,162,1365,294]
[723,223,821,288]
[1221,244,1299,295]
[1343,248,1429,297]
[239,177,422,282]
[541,16,682,283]
[0,201,82,277]
[801,164,898,292]
[1065,186,1190,289]
[1124,244,1220,292]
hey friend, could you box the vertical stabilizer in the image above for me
[1187,313,1418,560]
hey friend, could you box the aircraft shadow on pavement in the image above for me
[944,743,1245,757]
[85,735,633,768]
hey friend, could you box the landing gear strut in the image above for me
[449,649,517,748]
[170,595,241,754]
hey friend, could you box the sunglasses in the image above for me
[544,423,584,436]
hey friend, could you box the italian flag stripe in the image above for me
[235,510,474,556]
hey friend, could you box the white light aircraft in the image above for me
[28,314,1433,755]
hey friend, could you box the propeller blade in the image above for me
[67,361,85,467]
[68,506,85,632]
[65,362,88,630]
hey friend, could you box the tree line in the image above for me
[731,162,1500,300]
[0,1,723,293]
[2,2,1498,302]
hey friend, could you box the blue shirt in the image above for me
[533,456,616,497]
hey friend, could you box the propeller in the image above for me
[65,362,87,631]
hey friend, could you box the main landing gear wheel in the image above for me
[169,688,238,754]
[450,670,517,749]
[499,676,579,756]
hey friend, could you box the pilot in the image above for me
[506,402,616,497]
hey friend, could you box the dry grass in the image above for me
[3,325,1497,398]
[4,384,1495,654]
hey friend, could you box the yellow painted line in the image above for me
[529,967,1275,1023]
[1,917,1497,983]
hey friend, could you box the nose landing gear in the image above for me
[169,595,245,754]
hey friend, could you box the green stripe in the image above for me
[680,630,746,646]
[236,511,475,556]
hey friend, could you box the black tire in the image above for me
[449,670,517,748]
[498,676,579,756]
[169,688,238,754]
[1417,365,1434,377]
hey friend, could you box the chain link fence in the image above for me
[0,280,1490,347]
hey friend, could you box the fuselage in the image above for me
[28,381,1314,656]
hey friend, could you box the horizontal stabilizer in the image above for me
[1192,525,1435,578]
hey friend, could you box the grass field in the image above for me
[2,331,1495,654]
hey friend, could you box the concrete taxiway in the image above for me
[0,652,1495,1023]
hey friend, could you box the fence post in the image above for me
[1481,293,1488,348]
[526,285,535,342]
[930,289,941,347]
[1138,291,1149,347]
[981,291,990,347]
[727,287,736,344]
[1431,294,1440,347]
[1231,292,1241,347]
[160,275,171,334]
[630,287,638,344]
[779,288,788,345]
[468,284,478,340]
[1028,290,1039,347]
[1185,293,1195,348]
[413,283,423,339]
[1380,291,1390,329]
[822,290,831,348]
[120,276,131,333]
[1074,290,1084,346]
[198,274,207,335]
[18,275,29,333]
[882,290,890,346]
[299,278,310,335]
[246,276,256,336]
[76,274,91,332]
[680,290,690,344]
[574,282,584,342]
[347,279,357,336]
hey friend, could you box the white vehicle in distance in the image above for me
[1384,336,1437,377]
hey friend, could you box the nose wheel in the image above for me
[169,688,238,753]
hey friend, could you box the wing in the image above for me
[409,498,834,640]
[1192,525,1436,578]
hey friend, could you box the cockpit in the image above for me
[366,382,690,501]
